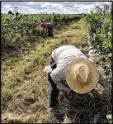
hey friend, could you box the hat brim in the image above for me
[65,59,99,94]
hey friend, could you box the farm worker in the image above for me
[8,10,14,19]
[8,10,15,25]
[43,45,105,108]
[40,22,53,37]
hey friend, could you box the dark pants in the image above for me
[48,57,59,107]
[48,27,53,37]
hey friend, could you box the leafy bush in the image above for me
[85,4,112,83]
[1,13,81,52]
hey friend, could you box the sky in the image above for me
[1,2,111,14]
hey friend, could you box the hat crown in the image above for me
[66,58,99,94]
[75,64,90,84]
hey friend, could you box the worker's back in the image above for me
[46,23,53,28]
[52,45,87,65]
[41,22,53,28]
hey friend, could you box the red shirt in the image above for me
[41,23,53,28]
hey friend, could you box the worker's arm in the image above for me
[45,28,48,35]
[54,80,67,91]
[50,68,69,91]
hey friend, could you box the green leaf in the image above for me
[88,93,93,97]
[108,53,112,57]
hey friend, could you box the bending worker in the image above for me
[44,45,105,108]
[41,22,53,37]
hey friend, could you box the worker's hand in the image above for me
[65,88,75,99]
[65,88,72,95]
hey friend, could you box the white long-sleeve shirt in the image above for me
[49,45,105,91]
[50,45,87,90]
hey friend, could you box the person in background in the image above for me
[8,10,14,19]
[15,12,19,17]
[41,22,53,37]
[43,45,105,108]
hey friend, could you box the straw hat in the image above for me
[65,58,99,94]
